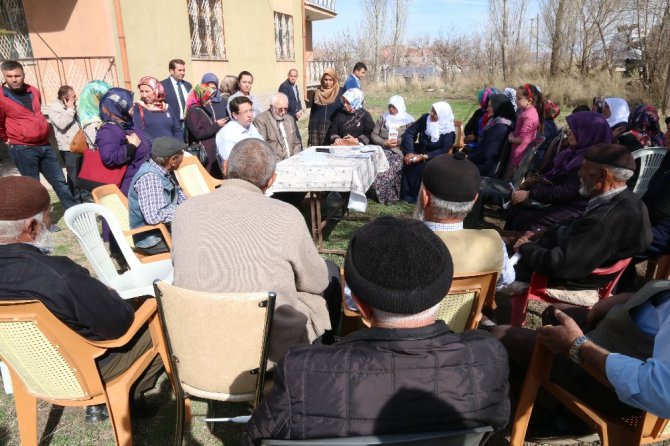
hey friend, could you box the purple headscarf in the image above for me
[547,111,612,178]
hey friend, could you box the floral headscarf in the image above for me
[78,80,111,128]
[425,101,455,142]
[543,99,560,120]
[137,76,166,111]
[504,87,517,111]
[201,72,222,103]
[342,88,364,112]
[99,88,134,130]
[629,104,665,148]
[185,84,217,110]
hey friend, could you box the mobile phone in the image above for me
[316,147,330,153]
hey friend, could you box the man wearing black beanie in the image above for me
[245,216,510,445]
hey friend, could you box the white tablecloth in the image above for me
[267,146,389,212]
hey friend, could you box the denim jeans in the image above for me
[8,144,78,209]
[60,150,90,203]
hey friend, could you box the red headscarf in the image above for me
[137,76,166,111]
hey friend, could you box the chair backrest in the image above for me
[631,147,667,196]
[511,136,545,188]
[591,257,632,299]
[92,184,134,247]
[436,271,497,332]
[493,139,512,179]
[64,203,142,285]
[261,426,493,445]
[154,281,275,406]
[0,300,104,402]
[453,119,465,150]
[174,156,219,198]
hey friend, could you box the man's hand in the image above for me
[295,111,302,120]
[126,133,141,147]
[513,230,536,251]
[64,97,76,109]
[403,153,416,164]
[536,309,584,355]
[511,190,530,204]
[586,292,633,330]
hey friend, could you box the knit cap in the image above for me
[422,152,481,202]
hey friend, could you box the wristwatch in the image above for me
[569,335,591,364]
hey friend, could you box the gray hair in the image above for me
[271,92,289,107]
[227,138,276,188]
[151,154,171,166]
[607,166,634,182]
[372,303,440,327]
[0,212,44,240]
[415,184,475,221]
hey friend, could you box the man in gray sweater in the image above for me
[171,138,340,363]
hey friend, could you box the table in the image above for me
[268,146,389,252]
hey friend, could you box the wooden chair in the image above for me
[174,156,224,198]
[436,271,498,332]
[153,281,276,445]
[0,298,171,446]
[92,184,172,264]
[262,426,494,445]
[510,258,631,327]
[510,338,670,446]
[631,147,667,197]
[645,255,670,281]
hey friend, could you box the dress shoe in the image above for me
[85,404,109,422]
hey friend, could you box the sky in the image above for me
[312,0,540,43]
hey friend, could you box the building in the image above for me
[0,0,336,107]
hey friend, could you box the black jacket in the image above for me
[160,77,193,122]
[0,243,133,340]
[278,79,302,119]
[245,321,510,444]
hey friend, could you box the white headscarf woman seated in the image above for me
[603,97,630,137]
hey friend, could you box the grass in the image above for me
[0,88,645,445]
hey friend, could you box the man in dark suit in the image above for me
[278,68,302,120]
[160,59,193,126]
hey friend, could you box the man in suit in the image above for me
[278,69,302,120]
[254,92,302,161]
[160,59,192,126]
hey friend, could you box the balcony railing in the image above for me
[305,0,336,12]
[306,60,340,86]
[17,56,119,106]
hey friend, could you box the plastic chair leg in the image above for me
[105,384,134,446]
[510,294,528,327]
[13,377,38,446]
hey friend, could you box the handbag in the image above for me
[69,129,88,154]
[77,149,128,191]
[185,142,209,167]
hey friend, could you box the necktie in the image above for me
[176,81,186,120]
[277,120,291,159]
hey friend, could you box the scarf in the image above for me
[425,101,455,143]
[78,80,111,128]
[137,76,166,111]
[201,72,222,103]
[99,88,134,130]
[504,87,517,111]
[543,99,560,120]
[605,97,630,128]
[342,88,364,111]
[383,95,414,129]
[185,84,216,110]
[481,94,515,135]
[628,105,665,147]
[314,68,340,106]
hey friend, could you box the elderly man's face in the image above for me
[578,160,605,197]
[273,99,288,118]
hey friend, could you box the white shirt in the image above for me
[215,120,264,161]
[170,77,191,120]
[226,91,263,119]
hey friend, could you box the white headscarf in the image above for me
[604,97,630,128]
[425,101,455,142]
[383,95,414,129]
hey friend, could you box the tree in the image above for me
[390,0,411,66]
[542,0,570,77]
[362,0,389,81]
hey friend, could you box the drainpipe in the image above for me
[301,0,307,106]
[112,0,132,89]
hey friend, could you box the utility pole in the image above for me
[502,0,509,82]
[536,13,540,65]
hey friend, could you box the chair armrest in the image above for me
[124,224,172,248]
[84,299,157,349]
[528,273,550,295]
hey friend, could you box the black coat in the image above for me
[245,322,510,444]
[278,79,302,118]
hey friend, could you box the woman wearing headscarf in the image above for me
[504,87,518,112]
[603,97,630,137]
[95,87,151,195]
[79,80,111,147]
[618,104,665,189]
[466,94,516,177]
[184,84,230,176]
[133,76,183,143]
[308,68,343,146]
[328,88,374,146]
[400,101,456,203]
[504,111,613,232]
[371,95,415,204]
[201,72,228,119]
[464,87,497,147]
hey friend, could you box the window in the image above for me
[187,0,226,59]
[274,12,294,61]
[0,0,33,60]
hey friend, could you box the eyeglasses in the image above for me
[273,106,288,112]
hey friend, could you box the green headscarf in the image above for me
[78,80,112,128]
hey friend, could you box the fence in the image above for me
[305,0,336,11]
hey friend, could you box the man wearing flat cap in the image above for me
[511,143,652,295]
[0,176,163,422]
[416,152,515,291]
[245,217,510,445]
[128,136,187,254]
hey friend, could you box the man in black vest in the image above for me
[160,59,193,126]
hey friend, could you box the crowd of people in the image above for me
[1,54,670,444]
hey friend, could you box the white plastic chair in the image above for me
[632,147,667,196]
[64,203,173,299]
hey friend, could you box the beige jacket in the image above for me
[254,109,302,160]
[48,100,80,151]
[171,179,330,363]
